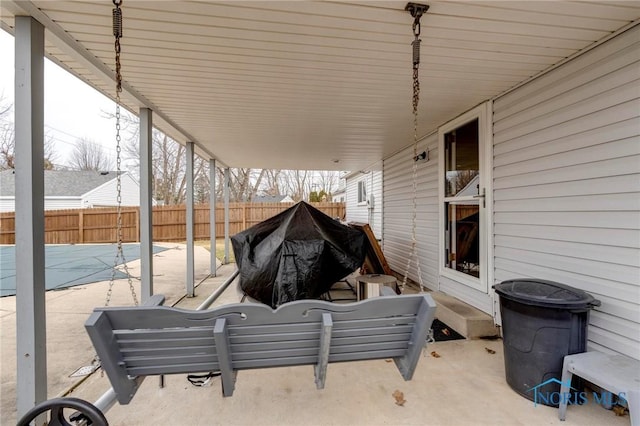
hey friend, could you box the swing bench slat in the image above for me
[85,293,436,405]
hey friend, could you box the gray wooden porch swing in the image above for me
[90,292,436,401]
[18,291,437,426]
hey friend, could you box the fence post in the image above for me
[78,210,84,243]
[242,204,246,230]
[135,208,140,242]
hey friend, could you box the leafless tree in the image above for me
[69,137,114,171]
[0,96,10,118]
[217,169,340,202]
[120,114,208,205]
[214,168,268,202]
[260,169,282,196]
[0,96,14,169]
[314,170,340,198]
[280,169,310,202]
[42,135,58,170]
[0,96,57,170]
[0,123,15,170]
[195,173,209,204]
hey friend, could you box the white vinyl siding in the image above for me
[492,25,640,360]
[382,135,438,290]
[83,174,140,208]
[2,198,86,212]
[44,198,82,210]
[0,198,15,212]
[346,176,367,224]
[345,165,383,239]
[0,198,84,211]
[332,190,345,203]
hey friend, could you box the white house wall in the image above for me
[382,135,438,291]
[492,24,640,360]
[0,198,83,212]
[332,193,345,203]
[346,165,383,239]
[44,198,82,210]
[0,198,15,212]
[83,174,141,207]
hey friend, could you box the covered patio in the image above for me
[1,1,639,424]
[0,245,631,425]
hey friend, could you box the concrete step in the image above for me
[430,291,500,339]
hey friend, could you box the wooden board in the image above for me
[349,222,393,276]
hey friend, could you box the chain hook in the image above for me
[406,3,428,68]
[405,2,429,29]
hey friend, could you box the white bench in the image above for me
[559,351,640,425]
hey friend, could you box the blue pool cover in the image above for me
[0,244,168,297]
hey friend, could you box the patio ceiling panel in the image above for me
[2,1,639,171]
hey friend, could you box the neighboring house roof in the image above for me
[250,195,293,203]
[0,170,123,197]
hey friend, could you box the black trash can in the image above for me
[493,279,600,407]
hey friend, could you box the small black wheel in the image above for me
[16,397,108,426]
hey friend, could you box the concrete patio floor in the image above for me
[0,243,632,425]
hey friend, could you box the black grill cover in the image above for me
[231,201,366,307]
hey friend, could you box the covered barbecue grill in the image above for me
[231,201,366,307]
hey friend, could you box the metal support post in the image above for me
[186,142,195,297]
[224,167,230,264]
[139,107,153,301]
[15,16,47,421]
[209,159,217,276]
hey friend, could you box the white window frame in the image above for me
[357,180,367,205]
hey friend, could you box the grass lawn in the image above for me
[193,239,235,263]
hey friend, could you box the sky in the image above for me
[1,29,120,168]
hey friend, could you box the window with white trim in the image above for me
[357,180,367,204]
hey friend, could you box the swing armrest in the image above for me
[86,310,139,404]
[85,294,165,405]
[143,294,165,307]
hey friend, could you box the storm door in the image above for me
[439,105,490,294]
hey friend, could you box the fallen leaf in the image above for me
[485,347,496,354]
[385,359,392,363]
[612,405,627,417]
[430,351,441,358]
[392,390,406,406]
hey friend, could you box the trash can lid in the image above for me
[493,279,601,309]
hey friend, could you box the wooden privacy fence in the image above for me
[0,202,345,244]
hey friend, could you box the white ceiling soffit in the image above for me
[2,1,639,171]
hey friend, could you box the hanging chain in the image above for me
[401,4,426,294]
[106,0,138,307]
